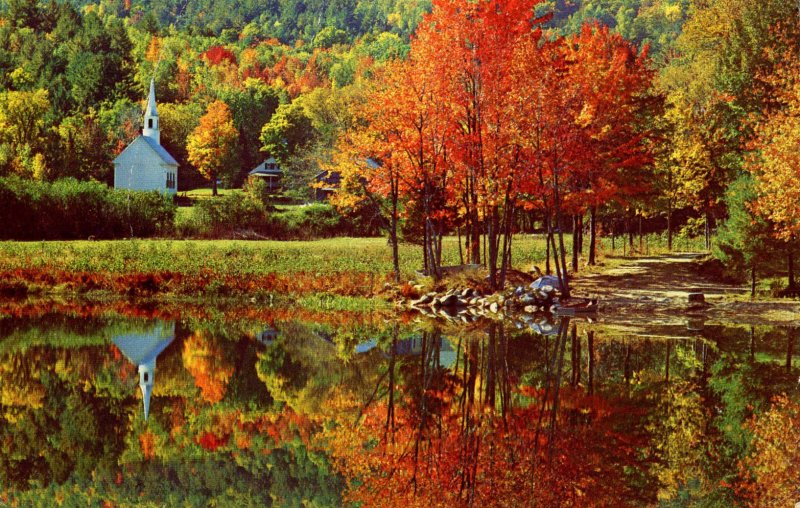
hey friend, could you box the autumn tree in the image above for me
[0,89,51,177]
[715,175,779,296]
[187,100,239,196]
[560,24,655,267]
[329,63,405,281]
[747,58,800,293]
[410,0,551,288]
[658,0,800,249]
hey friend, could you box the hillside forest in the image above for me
[1,0,800,290]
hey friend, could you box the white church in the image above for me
[113,79,178,194]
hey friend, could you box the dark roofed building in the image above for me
[248,157,283,192]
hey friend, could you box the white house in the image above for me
[113,79,178,194]
[112,321,176,421]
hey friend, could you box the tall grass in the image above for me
[0,233,703,279]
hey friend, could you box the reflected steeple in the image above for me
[112,321,175,421]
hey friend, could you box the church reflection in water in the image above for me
[112,321,175,421]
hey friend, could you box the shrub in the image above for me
[184,193,269,237]
[265,203,380,240]
[0,177,175,240]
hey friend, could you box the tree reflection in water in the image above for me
[0,303,797,506]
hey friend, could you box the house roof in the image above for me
[113,135,178,166]
[249,158,282,176]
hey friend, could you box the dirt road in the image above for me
[571,253,800,326]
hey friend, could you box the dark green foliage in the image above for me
[0,177,175,239]
[176,200,380,239]
[269,202,380,239]
[715,174,779,284]
[218,82,282,185]
[177,193,270,237]
[260,101,316,165]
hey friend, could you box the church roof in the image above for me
[145,79,158,118]
[113,135,178,166]
[143,136,178,165]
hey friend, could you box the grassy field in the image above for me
[181,187,242,199]
[0,234,707,297]
[0,236,544,276]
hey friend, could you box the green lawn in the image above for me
[182,187,243,199]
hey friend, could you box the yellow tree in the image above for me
[0,89,50,177]
[187,100,238,196]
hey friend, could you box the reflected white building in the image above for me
[112,321,175,421]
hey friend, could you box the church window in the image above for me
[148,119,153,129]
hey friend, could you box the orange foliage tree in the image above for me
[187,100,239,196]
[182,331,234,403]
[334,0,654,289]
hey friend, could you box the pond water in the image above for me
[0,302,797,506]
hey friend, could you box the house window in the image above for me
[166,172,175,189]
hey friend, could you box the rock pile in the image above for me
[406,282,559,321]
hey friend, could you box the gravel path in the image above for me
[571,253,799,326]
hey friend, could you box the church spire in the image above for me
[143,79,160,144]
[139,360,155,421]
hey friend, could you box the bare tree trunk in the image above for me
[667,198,673,251]
[588,207,597,266]
[571,215,579,273]
[587,331,595,396]
[390,193,400,283]
[638,215,643,253]
[787,328,795,374]
[627,214,634,253]
[751,265,756,298]
[545,214,552,274]
[457,226,464,265]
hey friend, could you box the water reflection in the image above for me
[112,321,175,420]
[0,305,797,506]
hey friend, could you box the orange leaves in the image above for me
[145,37,162,65]
[186,100,238,192]
[139,430,156,460]
[182,331,234,403]
[748,57,800,241]
[197,431,229,451]
[202,46,237,67]
[737,394,800,506]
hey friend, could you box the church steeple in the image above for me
[139,359,155,421]
[143,79,160,144]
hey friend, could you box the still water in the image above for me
[0,302,797,506]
